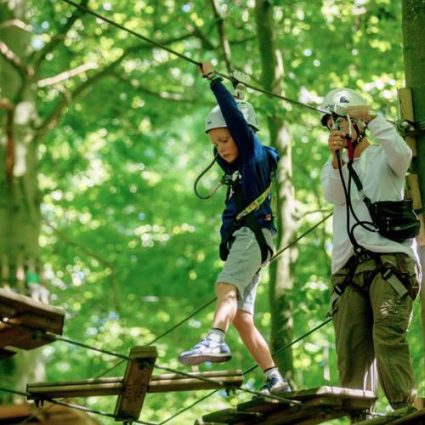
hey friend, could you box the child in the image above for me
[178,62,291,395]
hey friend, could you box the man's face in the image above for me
[208,127,239,163]
[325,115,358,144]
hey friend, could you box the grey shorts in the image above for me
[216,226,275,315]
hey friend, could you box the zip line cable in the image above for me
[61,0,326,115]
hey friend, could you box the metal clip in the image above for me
[230,70,250,100]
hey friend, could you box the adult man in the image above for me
[320,88,420,415]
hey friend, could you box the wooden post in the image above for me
[398,87,425,370]
[398,88,425,244]
[114,346,157,422]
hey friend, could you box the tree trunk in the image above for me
[255,0,297,380]
[402,0,425,358]
[0,0,45,396]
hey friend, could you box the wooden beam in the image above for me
[398,88,425,246]
[27,378,124,399]
[114,346,158,421]
[0,303,16,318]
[9,312,63,334]
[27,370,243,400]
[0,288,65,327]
[148,370,243,393]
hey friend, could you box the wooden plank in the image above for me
[27,370,243,400]
[0,303,16,318]
[0,323,51,350]
[237,397,290,415]
[0,288,64,319]
[198,387,377,425]
[246,405,346,425]
[148,370,243,393]
[9,312,64,334]
[27,378,124,398]
[202,408,261,424]
[289,386,377,402]
[114,346,158,421]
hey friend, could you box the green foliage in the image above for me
[1,0,423,422]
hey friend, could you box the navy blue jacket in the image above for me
[210,80,279,241]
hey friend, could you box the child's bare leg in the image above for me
[232,309,274,370]
[212,282,238,332]
[233,309,291,395]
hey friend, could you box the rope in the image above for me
[270,212,332,263]
[93,212,332,380]
[0,386,158,425]
[0,319,299,406]
[61,0,326,115]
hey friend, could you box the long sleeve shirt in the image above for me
[209,80,278,240]
[321,114,419,274]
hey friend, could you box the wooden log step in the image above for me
[27,370,244,399]
[27,378,124,398]
[149,370,243,393]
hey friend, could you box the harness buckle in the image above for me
[334,283,346,296]
[381,268,393,280]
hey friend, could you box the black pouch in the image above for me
[368,199,420,242]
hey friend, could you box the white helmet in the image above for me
[320,88,367,126]
[205,100,259,133]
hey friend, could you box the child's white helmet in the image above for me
[320,88,367,126]
[205,100,259,133]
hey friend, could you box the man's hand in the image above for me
[328,130,345,154]
[346,105,376,122]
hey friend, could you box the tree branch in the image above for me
[32,0,89,69]
[37,62,99,87]
[43,219,121,312]
[209,0,233,73]
[35,33,195,139]
[0,41,33,79]
[112,73,195,103]
[0,19,31,32]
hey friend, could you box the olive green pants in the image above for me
[331,253,419,408]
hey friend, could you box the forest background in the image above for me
[0,0,424,424]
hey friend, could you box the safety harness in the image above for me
[219,171,274,264]
[331,124,418,308]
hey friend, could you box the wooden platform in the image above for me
[197,386,377,425]
[0,288,65,355]
[27,346,243,423]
